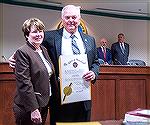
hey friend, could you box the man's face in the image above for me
[100,38,107,47]
[62,7,80,34]
[118,35,124,42]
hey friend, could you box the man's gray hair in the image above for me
[61,5,81,19]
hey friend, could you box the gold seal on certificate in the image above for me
[59,54,91,105]
[63,83,72,101]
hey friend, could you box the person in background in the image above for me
[97,38,112,65]
[111,33,129,65]
[9,5,99,125]
[12,18,58,125]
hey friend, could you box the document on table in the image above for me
[59,54,91,104]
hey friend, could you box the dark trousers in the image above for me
[54,101,91,123]
[13,103,49,125]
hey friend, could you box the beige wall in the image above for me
[0,4,3,62]
[148,2,150,66]
[1,3,150,65]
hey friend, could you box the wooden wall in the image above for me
[0,63,15,125]
[0,63,150,125]
[91,65,150,121]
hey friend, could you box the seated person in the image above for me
[97,38,112,65]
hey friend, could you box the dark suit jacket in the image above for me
[42,28,99,111]
[97,47,112,64]
[111,42,129,65]
[14,41,58,113]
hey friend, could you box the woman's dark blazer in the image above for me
[14,41,59,114]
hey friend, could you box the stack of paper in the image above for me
[123,109,150,124]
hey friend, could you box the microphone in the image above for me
[98,59,105,64]
[2,55,7,62]
[114,58,122,65]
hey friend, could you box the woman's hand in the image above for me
[31,109,42,124]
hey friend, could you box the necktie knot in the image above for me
[70,35,75,39]
[120,43,125,53]
[71,35,80,55]
[103,47,106,52]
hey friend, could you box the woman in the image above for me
[13,18,58,125]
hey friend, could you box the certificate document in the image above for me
[59,54,91,104]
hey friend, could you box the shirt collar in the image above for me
[119,42,124,44]
[63,28,79,39]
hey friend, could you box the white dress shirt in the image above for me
[38,50,52,96]
[61,28,85,55]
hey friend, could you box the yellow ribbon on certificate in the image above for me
[63,83,72,101]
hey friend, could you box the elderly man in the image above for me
[9,5,99,125]
[43,4,99,124]
[97,38,112,65]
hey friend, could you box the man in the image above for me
[97,38,112,65]
[9,5,99,125]
[111,33,129,65]
[43,5,99,124]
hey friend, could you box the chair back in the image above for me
[127,60,146,66]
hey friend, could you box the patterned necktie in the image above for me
[71,35,80,54]
[121,43,125,53]
[103,47,106,62]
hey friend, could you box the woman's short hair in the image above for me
[22,18,45,39]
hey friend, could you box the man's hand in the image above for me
[31,109,42,124]
[8,53,16,69]
[83,71,95,82]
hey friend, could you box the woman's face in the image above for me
[27,25,44,45]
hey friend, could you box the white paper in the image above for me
[137,110,150,116]
[59,54,91,104]
[124,114,150,122]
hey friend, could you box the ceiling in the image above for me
[4,0,150,17]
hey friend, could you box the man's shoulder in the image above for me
[106,47,111,50]
[112,42,118,45]
[81,32,95,41]
[45,29,60,35]
[112,42,119,46]
[83,32,93,38]
[125,42,129,46]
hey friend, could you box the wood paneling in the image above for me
[91,80,116,120]
[91,65,150,121]
[116,79,146,119]
[0,63,150,125]
[0,63,15,125]
[2,81,16,125]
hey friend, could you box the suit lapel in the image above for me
[80,32,88,54]
[124,43,128,54]
[41,46,49,61]
[55,28,63,58]
[117,42,124,54]
[124,43,127,50]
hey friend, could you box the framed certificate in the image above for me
[59,54,91,104]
